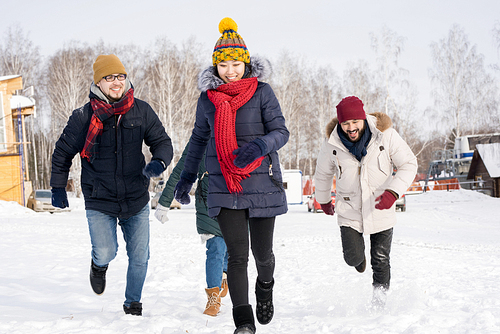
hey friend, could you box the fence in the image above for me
[408,178,494,194]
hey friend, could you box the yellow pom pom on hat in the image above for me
[93,54,127,85]
[212,17,250,66]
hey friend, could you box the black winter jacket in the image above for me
[183,56,289,218]
[50,87,173,219]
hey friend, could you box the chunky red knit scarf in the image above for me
[207,77,264,193]
[81,88,135,162]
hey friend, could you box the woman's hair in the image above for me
[214,63,253,81]
[243,64,253,79]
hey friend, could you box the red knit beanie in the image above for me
[336,96,366,123]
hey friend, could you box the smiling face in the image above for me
[97,74,126,102]
[340,119,366,142]
[217,60,245,83]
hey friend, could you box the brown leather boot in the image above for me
[203,287,221,316]
[220,272,228,298]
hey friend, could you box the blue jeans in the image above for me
[86,204,150,307]
[206,236,229,289]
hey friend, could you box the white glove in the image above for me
[154,203,170,223]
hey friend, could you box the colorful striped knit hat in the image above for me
[212,17,250,66]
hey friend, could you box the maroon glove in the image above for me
[320,201,335,216]
[375,190,397,210]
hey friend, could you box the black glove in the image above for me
[233,139,266,168]
[51,188,69,209]
[174,171,197,205]
[142,159,165,178]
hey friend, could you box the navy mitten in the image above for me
[142,159,165,178]
[233,138,266,168]
[174,171,197,205]
[51,188,69,208]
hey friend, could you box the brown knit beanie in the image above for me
[336,96,366,123]
[92,54,127,85]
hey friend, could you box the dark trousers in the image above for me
[217,208,275,307]
[340,226,393,288]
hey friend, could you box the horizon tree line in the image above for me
[1,23,499,192]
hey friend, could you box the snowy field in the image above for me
[1,189,500,334]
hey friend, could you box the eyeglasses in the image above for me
[103,74,127,82]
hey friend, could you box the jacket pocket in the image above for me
[99,123,115,147]
[336,191,361,219]
[124,175,149,199]
[90,179,115,199]
[377,150,391,176]
[121,118,142,144]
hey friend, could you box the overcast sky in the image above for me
[2,0,500,111]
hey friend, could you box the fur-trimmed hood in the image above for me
[325,112,393,138]
[197,55,272,92]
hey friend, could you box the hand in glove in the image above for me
[233,139,266,169]
[51,188,69,209]
[375,190,397,210]
[174,171,197,205]
[320,201,335,216]
[143,159,165,178]
[154,203,170,223]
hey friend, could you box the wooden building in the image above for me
[466,143,500,198]
[0,75,35,206]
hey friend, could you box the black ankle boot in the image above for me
[233,304,256,334]
[123,301,142,316]
[355,256,366,273]
[90,260,107,295]
[255,278,274,325]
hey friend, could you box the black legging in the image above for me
[217,208,275,307]
[340,226,393,288]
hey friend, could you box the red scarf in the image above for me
[207,77,264,193]
[81,88,135,162]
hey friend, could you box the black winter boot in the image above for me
[233,304,256,334]
[90,260,107,295]
[255,278,274,325]
[123,301,142,316]
[355,255,366,273]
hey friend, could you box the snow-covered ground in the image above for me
[1,189,500,334]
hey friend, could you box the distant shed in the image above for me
[466,143,500,198]
[0,75,35,206]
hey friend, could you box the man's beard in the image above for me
[346,127,365,142]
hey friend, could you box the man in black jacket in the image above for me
[50,54,173,316]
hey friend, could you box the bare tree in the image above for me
[0,25,45,190]
[45,42,94,130]
[42,42,95,194]
[303,65,339,176]
[370,26,424,152]
[0,24,41,92]
[429,24,498,145]
[142,36,203,175]
[270,51,308,170]
[370,26,409,118]
[492,20,500,71]
[341,59,384,111]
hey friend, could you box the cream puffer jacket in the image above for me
[314,113,417,234]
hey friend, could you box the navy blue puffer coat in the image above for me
[50,85,173,219]
[183,57,289,218]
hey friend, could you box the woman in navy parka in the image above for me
[174,18,289,334]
